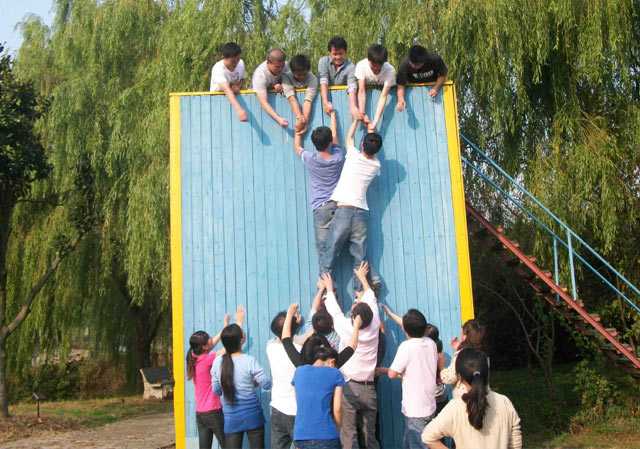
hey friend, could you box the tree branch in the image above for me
[0,232,84,340]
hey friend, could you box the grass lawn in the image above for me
[0,395,172,443]
[491,363,640,449]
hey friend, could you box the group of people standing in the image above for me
[189,36,523,449]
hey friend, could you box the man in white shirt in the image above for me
[385,309,439,449]
[252,48,290,128]
[282,54,318,133]
[350,44,396,132]
[266,311,301,449]
[319,119,382,292]
[321,267,381,449]
[209,42,247,122]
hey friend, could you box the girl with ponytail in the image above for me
[212,322,272,449]
[421,348,522,449]
[187,305,244,449]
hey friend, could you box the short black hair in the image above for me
[311,126,332,152]
[328,36,348,52]
[403,309,427,338]
[408,45,428,65]
[367,44,388,65]
[221,42,242,58]
[290,54,311,73]
[351,302,373,329]
[362,133,382,156]
[270,311,300,339]
[312,310,334,335]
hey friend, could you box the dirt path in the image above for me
[1,412,174,449]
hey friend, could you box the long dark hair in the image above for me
[456,348,490,430]
[186,331,210,381]
[459,319,487,352]
[220,324,243,404]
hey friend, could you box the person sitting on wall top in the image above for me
[396,44,448,111]
[209,42,247,122]
[318,36,356,115]
[282,54,318,133]
[252,48,290,128]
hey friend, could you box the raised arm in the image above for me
[235,305,245,328]
[210,313,231,347]
[381,304,402,328]
[346,118,360,150]
[348,315,363,350]
[294,130,304,156]
[220,82,248,121]
[329,111,339,146]
[354,261,371,292]
[282,303,298,340]
[321,273,353,342]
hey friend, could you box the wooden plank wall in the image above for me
[174,85,469,449]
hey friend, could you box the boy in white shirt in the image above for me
[282,54,318,133]
[383,309,439,449]
[319,119,382,291]
[209,42,247,122]
[350,44,396,132]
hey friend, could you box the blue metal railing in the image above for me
[460,134,640,315]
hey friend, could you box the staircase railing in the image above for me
[460,134,640,317]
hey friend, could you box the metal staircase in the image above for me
[460,135,640,378]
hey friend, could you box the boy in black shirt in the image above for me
[396,45,448,111]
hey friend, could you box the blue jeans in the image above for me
[403,415,434,449]
[320,206,379,291]
[313,201,337,273]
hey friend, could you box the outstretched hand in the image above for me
[321,272,334,292]
[354,261,369,279]
[235,305,246,325]
[223,314,230,328]
[287,303,299,316]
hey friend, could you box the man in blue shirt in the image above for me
[293,111,345,269]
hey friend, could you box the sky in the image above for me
[0,0,54,54]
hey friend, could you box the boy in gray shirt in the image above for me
[317,36,356,116]
[252,48,290,127]
[282,54,318,133]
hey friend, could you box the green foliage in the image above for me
[0,44,50,205]
[568,359,640,432]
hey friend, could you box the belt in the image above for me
[349,379,376,386]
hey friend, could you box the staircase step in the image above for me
[605,328,619,338]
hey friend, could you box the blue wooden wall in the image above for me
[175,86,466,449]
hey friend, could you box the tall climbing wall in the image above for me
[170,83,473,449]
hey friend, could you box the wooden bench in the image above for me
[139,367,174,400]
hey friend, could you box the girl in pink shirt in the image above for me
[187,329,225,449]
